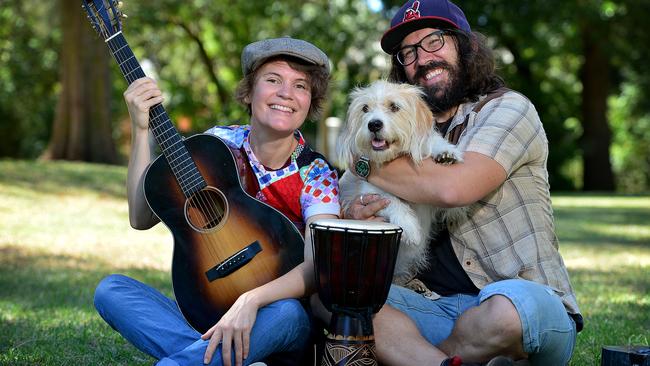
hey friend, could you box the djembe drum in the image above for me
[310,219,402,366]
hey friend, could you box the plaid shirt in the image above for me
[446,90,580,315]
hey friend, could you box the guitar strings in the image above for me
[191,187,226,263]
[144,103,224,261]
[110,34,228,263]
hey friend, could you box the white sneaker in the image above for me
[247,363,268,366]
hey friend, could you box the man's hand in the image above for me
[344,194,390,221]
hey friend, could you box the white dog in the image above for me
[338,80,466,283]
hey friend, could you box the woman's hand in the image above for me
[344,193,389,221]
[201,292,260,366]
[123,77,164,131]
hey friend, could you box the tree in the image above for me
[0,0,59,158]
[579,14,615,191]
[41,0,117,163]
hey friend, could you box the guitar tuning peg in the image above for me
[121,13,128,18]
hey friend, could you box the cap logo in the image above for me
[403,0,421,22]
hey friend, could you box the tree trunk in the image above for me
[42,0,117,163]
[579,24,615,191]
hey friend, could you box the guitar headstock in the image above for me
[82,0,127,40]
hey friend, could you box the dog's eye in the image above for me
[390,103,400,112]
[362,104,369,113]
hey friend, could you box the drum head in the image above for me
[310,218,402,234]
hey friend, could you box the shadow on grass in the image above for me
[0,159,127,199]
[3,245,648,366]
[0,245,170,365]
[0,245,171,310]
[555,206,650,248]
[567,266,650,365]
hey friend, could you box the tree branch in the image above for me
[171,18,230,110]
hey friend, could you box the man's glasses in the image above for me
[395,30,446,66]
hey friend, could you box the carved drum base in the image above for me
[320,312,377,366]
[321,335,377,366]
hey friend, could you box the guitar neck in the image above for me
[105,32,205,197]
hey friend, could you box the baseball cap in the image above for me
[380,0,471,53]
[241,37,330,76]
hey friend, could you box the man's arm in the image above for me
[369,151,507,207]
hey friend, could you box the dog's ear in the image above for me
[406,88,435,162]
[336,126,353,168]
[413,93,434,135]
[337,87,364,168]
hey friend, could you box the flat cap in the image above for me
[241,37,330,76]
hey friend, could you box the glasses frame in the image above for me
[395,30,447,67]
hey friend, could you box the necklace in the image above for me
[246,129,300,170]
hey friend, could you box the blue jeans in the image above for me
[94,274,310,366]
[386,279,577,365]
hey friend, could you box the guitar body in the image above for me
[144,134,304,333]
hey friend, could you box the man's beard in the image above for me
[412,61,466,114]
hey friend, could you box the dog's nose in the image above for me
[368,119,383,132]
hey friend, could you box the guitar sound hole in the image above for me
[185,187,228,232]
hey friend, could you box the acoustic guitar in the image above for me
[82,0,304,333]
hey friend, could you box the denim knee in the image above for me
[94,273,129,312]
[273,299,310,329]
[479,279,576,365]
[262,299,311,349]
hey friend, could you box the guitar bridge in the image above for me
[205,241,262,282]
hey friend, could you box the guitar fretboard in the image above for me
[106,32,206,197]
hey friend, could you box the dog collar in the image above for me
[354,156,371,181]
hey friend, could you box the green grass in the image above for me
[0,159,170,365]
[1,159,649,365]
[552,195,650,363]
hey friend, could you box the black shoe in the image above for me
[441,355,528,366]
[485,356,531,366]
[440,356,483,366]
[485,356,515,366]
[440,357,464,366]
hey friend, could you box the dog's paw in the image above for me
[434,151,459,165]
[429,136,463,165]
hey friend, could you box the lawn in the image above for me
[1,159,648,365]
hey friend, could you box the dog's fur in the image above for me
[338,80,467,282]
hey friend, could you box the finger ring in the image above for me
[360,195,365,205]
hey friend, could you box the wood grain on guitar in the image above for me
[82,0,304,333]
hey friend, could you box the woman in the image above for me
[94,37,340,366]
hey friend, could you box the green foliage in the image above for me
[0,1,59,158]
[1,0,650,191]
[0,0,387,160]
[609,84,650,193]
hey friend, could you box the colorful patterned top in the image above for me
[204,125,340,233]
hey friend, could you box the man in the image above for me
[346,1,582,365]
